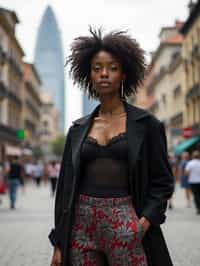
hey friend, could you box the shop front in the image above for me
[174,124,200,155]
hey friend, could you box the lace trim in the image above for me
[86,132,127,147]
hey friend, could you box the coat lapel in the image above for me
[70,105,100,178]
[124,102,149,171]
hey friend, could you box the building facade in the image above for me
[181,0,200,137]
[22,63,42,148]
[39,92,59,159]
[34,6,65,132]
[141,21,186,149]
[130,65,155,110]
[0,8,24,160]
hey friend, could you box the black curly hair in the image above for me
[66,27,146,99]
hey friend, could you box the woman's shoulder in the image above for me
[72,114,91,126]
[129,104,162,127]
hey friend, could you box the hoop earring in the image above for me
[121,80,124,98]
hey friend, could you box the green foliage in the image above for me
[52,135,66,157]
[32,146,44,159]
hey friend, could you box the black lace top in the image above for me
[79,132,130,197]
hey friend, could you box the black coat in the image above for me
[49,101,174,266]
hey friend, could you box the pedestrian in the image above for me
[47,161,60,196]
[24,160,34,181]
[49,28,174,266]
[0,162,7,204]
[32,160,43,187]
[178,152,192,207]
[167,154,176,210]
[7,156,23,209]
[185,150,200,214]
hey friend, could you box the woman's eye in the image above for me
[93,66,101,71]
[110,66,118,71]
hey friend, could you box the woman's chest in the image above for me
[88,116,127,145]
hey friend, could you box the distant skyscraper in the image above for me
[34,6,65,131]
[83,95,98,115]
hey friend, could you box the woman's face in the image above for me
[90,50,124,97]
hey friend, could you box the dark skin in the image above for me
[50,50,150,266]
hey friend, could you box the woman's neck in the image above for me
[99,95,124,115]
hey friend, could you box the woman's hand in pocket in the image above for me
[50,247,62,266]
[139,217,151,234]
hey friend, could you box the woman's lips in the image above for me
[98,81,111,87]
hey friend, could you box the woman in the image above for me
[49,28,174,266]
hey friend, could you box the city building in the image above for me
[180,0,200,136]
[130,65,155,110]
[0,8,24,160]
[38,91,59,159]
[34,6,65,132]
[174,0,200,155]
[22,63,42,148]
[145,21,186,149]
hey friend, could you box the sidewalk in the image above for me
[0,182,54,266]
[0,182,199,265]
[163,184,200,266]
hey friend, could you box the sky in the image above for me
[0,0,190,131]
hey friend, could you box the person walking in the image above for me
[185,150,200,214]
[49,28,174,266]
[32,160,44,187]
[48,161,60,196]
[7,156,23,209]
[0,162,7,204]
[178,152,192,207]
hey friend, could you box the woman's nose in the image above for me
[100,67,109,77]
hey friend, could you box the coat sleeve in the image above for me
[141,119,174,226]
[48,127,72,248]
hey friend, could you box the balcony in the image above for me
[7,90,22,107]
[0,46,7,66]
[25,99,40,118]
[186,84,200,101]
[0,123,19,143]
[148,66,167,92]
[8,56,23,79]
[192,44,200,59]
[0,81,7,99]
[170,112,183,125]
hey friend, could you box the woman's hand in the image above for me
[50,247,62,266]
[139,217,151,233]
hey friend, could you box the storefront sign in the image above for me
[182,127,193,138]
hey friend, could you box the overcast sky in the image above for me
[0,0,190,130]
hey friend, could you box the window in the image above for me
[162,93,167,105]
[173,86,181,98]
[43,120,48,128]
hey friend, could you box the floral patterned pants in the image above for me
[69,194,148,265]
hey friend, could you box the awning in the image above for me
[174,136,200,155]
[5,145,22,156]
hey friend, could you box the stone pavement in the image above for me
[0,181,199,266]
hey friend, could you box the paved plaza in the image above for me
[0,182,199,266]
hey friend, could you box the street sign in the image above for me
[182,127,193,138]
[16,129,25,140]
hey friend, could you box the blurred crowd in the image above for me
[168,150,200,215]
[0,150,200,215]
[0,156,61,209]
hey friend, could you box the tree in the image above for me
[52,135,66,157]
[32,146,44,160]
